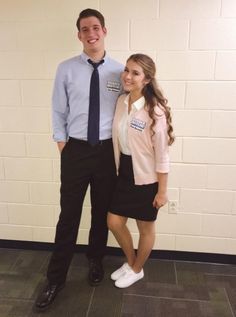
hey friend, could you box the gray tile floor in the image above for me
[0,248,236,317]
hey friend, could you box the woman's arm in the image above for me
[153,173,168,209]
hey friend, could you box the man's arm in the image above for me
[52,64,69,145]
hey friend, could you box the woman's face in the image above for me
[121,60,148,95]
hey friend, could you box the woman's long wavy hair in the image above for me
[127,54,175,145]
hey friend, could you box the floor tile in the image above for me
[121,294,233,317]
[11,250,50,274]
[0,248,235,317]
[87,272,123,317]
[0,249,20,273]
[205,274,236,316]
[176,261,236,276]
[0,298,34,317]
[145,259,176,284]
[0,272,42,299]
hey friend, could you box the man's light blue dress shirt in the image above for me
[52,52,124,142]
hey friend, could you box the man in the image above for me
[34,8,123,311]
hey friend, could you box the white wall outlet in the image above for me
[168,200,178,214]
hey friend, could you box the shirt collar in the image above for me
[80,51,107,65]
[124,94,145,111]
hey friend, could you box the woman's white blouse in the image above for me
[117,94,145,155]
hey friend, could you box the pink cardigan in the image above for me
[112,94,170,185]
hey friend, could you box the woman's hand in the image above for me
[153,192,168,209]
[153,172,168,209]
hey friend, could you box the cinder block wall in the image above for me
[0,0,236,254]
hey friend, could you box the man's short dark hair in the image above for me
[76,8,105,31]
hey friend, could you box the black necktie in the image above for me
[87,59,104,146]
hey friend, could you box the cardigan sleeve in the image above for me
[112,94,127,172]
[152,107,170,173]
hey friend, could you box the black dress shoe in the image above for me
[88,259,104,286]
[34,283,65,311]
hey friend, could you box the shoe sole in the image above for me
[115,275,144,288]
[33,283,65,312]
[88,277,103,286]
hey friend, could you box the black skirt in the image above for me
[110,153,159,221]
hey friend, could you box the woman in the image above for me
[107,54,174,288]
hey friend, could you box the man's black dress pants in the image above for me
[47,137,116,285]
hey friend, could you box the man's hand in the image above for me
[57,142,66,153]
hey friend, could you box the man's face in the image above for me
[78,16,107,54]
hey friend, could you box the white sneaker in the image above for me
[111,263,130,281]
[115,268,144,288]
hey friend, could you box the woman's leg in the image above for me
[132,220,156,273]
[107,212,136,266]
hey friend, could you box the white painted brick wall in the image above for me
[183,138,236,164]
[0,160,4,179]
[215,52,236,79]
[159,81,186,109]
[26,135,58,158]
[8,204,55,227]
[106,19,129,50]
[0,52,45,79]
[29,183,60,205]
[0,204,8,223]
[190,19,236,50]
[174,110,211,137]
[21,80,53,107]
[101,0,158,19]
[130,19,189,50]
[222,0,236,17]
[4,158,53,181]
[233,193,236,214]
[157,51,216,80]
[159,0,221,18]
[207,166,236,190]
[0,81,21,105]
[0,181,29,203]
[211,112,236,137]
[0,107,50,132]
[180,189,234,214]
[0,134,26,157]
[186,82,236,110]
[169,164,208,189]
[0,0,235,255]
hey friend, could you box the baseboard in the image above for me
[0,239,235,265]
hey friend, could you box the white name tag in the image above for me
[107,80,121,92]
[130,118,146,131]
